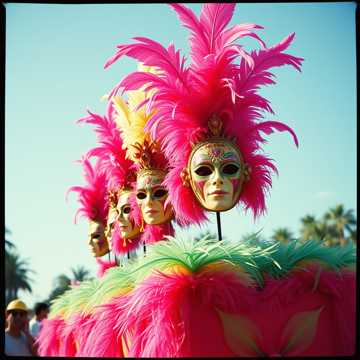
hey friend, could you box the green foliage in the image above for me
[46,265,94,305]
[271,228,295,244]
[5,251,34,305]
[5,227,15,257]
[299,204,357,246]
[70,265,92,282]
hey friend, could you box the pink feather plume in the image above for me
[142,222,174,245]
[103,3,304,224]
[37,316,64,356]
[108,267,257,357]
[67,156,108,224]
[96,257,117,278]
[77,101,135,192]
[79,296,127,357]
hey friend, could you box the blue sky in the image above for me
[5,3,356,308]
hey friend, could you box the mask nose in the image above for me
[117,211,123,221]
[144,193,154,206]
[211,168,224,186]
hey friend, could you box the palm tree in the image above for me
[70,266,92,283]
[5,227,16,256]
[271,228,294,244]
[5,251,34,304]
[47,274,71,303]
[300,215,318,242]
[324,204,356,246]
[46,266,93,303]
[299,215,334,245]
[315,221,338,247]
[349,228,357,244]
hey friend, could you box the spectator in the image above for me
[5,299,37,356]
[29,302,49,338]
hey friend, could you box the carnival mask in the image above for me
[187,141,246,212]
[116,190,141,239]
[136,169,173,225]
[88,220,109,257]
[105,206,119,250]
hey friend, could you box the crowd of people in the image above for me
[5,299,49,356]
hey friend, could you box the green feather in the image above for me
[48,235,356,319]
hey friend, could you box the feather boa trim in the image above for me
[39,237,355,356]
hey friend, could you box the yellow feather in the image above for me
[113,63,158,162]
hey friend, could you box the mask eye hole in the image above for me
[123,206,131,214]
[222,163,240,175]
[136,191,146,200]
[195,165,213,176]
[153,189,168,199]
[92,234,101,239]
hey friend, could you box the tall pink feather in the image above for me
[76,102,144,253]
[111,268,257,357]
[58,317,77,356]
[67,156,108,224]
[37,316,64,356]
[77,101,134,192]
[79,296,127,357]
[104,3,304,224]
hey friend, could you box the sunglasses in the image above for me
[9,310,28,317]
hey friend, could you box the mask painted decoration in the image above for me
[88,220,109,257]
[116,190,141,239]
[136,169,173,225]
[105,206,119,250]
[188,141,245,212]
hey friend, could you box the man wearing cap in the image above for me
[5,299,37,356]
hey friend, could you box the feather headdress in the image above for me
[105,3,304,225]
[112,64,175,244]
[112,64,168,173]
[76,101,142,255]
[77,100,136,193]
[67,156,108,224]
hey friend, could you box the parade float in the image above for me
[37,3,356,357]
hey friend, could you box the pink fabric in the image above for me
[189,266,356,357]
[238,267,356,356]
